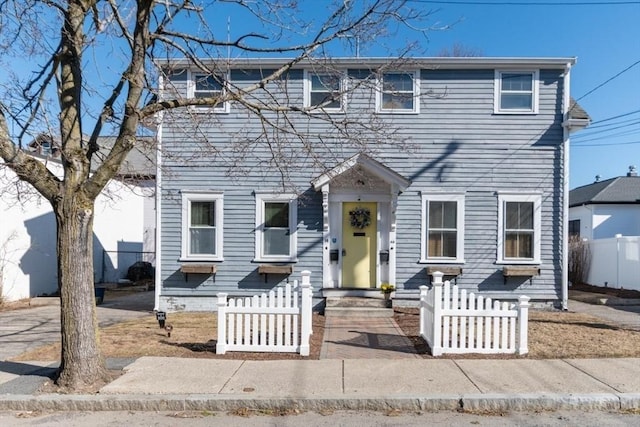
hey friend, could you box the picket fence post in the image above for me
[419,285,428,337]
[216,293,228,355]
[299,270,312,356]
[431,271,444,356]
[517,295,530,355]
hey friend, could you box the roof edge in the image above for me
[157,56,577,70]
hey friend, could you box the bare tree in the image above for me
[0,1,431,390]
[436,42,483,57]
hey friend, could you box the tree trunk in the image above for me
[54,195,108,389]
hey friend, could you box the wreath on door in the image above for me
[349,207,372,229]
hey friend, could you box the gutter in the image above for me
[156,56,578,70]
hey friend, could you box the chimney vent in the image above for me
[628,165,638,177]
[595,175,601,182]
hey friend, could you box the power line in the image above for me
[572,140,640,147]
[408,0,640,5]
[572,121,640,139]
[589,109,640,126]
[573,130,640,144]
[584,116,640,131]
[574,59,640,102]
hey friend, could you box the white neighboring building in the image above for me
[569,166,640,240]
[0,138,155,302]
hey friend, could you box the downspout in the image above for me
[561,62,572,310]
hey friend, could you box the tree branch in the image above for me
[0,107,61,201]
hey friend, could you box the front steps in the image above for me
[324,297,393,317]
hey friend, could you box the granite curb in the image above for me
[0,393,638,412]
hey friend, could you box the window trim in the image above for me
[376,70,420,114]
[180,191,224,261]
[494,70,539,114]
[254,193,298,263]
[303,70,346,112]
[497,193,541,264]
[187,71,230,113]
[420,193,465,264]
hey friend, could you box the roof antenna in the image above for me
[227,16,231,64]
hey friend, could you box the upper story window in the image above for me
[497,193,541,264]
[189,72,229,113]
[377,71,419,113]
[254,193,298,262]
[420,194,465,263]
[305,71,344,111]
[494,70,539,114]
[569,219,580,239]
[181,191,224,261]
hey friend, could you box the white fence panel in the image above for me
[420,271,529,356]
[216,270,312,356]
[587,236,640,291]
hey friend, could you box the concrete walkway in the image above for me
[568,299,640,331]
[0,291,153,360]
[320,316,419,359]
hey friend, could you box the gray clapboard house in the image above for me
[154,57,589,312]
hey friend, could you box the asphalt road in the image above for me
[0,409,638,426]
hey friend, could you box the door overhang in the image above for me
[311,153,411,293]
[311,153,410,192]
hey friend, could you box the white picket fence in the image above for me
[216,270,313,356]
[420,271,530,356]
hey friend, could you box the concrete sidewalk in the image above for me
[1,291,640,413]
[0,357,639,412]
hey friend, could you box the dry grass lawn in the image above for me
[394,308,640,359]
[11,312,326,362]
[10,304,640,361]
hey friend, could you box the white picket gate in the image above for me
[216,270,313,356]
[420,271,530,356]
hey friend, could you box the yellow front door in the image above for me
[341,202,377,288]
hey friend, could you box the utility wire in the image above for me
[574,59,640,103]
[572,128,640,144]
[589,109,640,126]
[408,0,640,5]
[572,140,640,147]
[573,120,640,138]
[583,116,640,131]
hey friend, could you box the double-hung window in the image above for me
[378,71,419,113]
[494,70,539,114]
[181,191,224,260]
[255,193,298,262]
[305,71,343,111]
[190,72,228,112]
[497,193,541,263]
[568,219,581,238]
[420,194,465,263]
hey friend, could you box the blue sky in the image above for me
[217,0,639,189]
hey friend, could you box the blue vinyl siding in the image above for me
[159,63,566,304]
